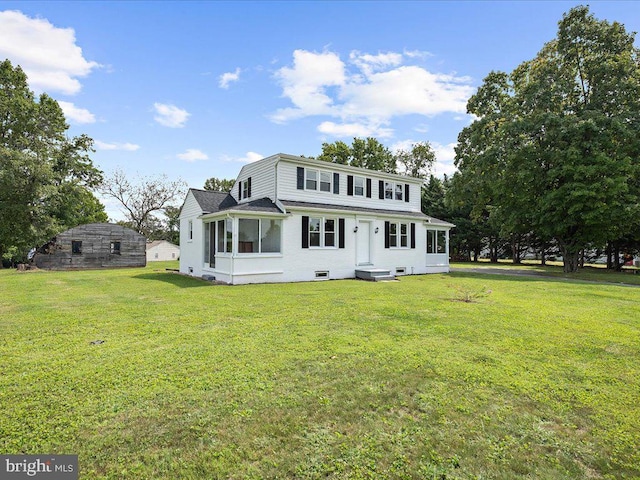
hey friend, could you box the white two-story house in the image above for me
[179,153,453,284]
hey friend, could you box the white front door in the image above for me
[357,220,371,265]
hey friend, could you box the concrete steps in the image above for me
[355,268,396,282]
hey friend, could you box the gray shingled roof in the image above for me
[279,200,454,226]
[190,189,235,213]
[190,189,282,215]
[189,189,452,225]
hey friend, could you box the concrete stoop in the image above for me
[355,268,396,282]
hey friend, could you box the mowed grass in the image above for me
[1,263,639,479]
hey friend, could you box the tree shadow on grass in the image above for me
[133,272,214,288]
[449,270,640,288]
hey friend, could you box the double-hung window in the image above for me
[389,223,398,247]
[385,182,393,199]
[306,170,318,190]
[385,221,415,249]
[388,223,407,247]
[320,172,332,192]
[395,184,404,201]
[241,179,251,199]
[354,176,364,196]
[309,217,336,248]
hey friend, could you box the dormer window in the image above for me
[305,170,317,190]
[354,176,364,196]
[385,182,393,199]
[320,172,331,192]
[395,184,404,201]
[241,177,252,199]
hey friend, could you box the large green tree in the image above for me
[203,177,234,192]
[0,60,105,264]
[318,137,396,173]
[454,6,640,272]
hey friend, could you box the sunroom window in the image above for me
[238,218,282,253]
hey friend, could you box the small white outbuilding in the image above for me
[146,240,180,262]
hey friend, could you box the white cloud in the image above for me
[153,103,190,128]
[403,49,433,59]
[349,50,403,76]
[219,67,241,89]
[221,152,263,164]
[177,149,208,162]
[57,101,95,124]
[95,140,140,151]
[271,49,475,136]
[432,142,458,178]
[270,49,346,123]
[0,10,100,95]
[318,121,394,139]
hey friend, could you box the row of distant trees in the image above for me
[2,6,638,271]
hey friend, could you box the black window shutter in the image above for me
[297,167,304,190]
[379,180,384,199]
[347,175,354,196]
[405,184,410,202]
[247,177,252,198]
[333,173,340,194]
[338,218,345,248]
[384,221,390,249]
[366,178,372,198]
[410,223,416,249]
[302,216,309,248]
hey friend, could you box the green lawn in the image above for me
[1,263,639,479]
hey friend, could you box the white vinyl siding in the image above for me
[277,159,422,213]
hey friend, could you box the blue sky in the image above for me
[1,1,638,219]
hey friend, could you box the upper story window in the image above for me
[298,167,339,194]
[320,172,332,192]
[379,180,410,202]
[305,170,317,190]
[385,182,393,199]
[395,184,404,201]
[241,177,252,199]
[354,176,364,196]
[188,220,193,241]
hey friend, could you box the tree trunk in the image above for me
[614,244,622,272]
[473,249,478,262]
[540,247,546,266]
[563,251,580,272]
[606,241,613,270]
[511,236,521,264]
